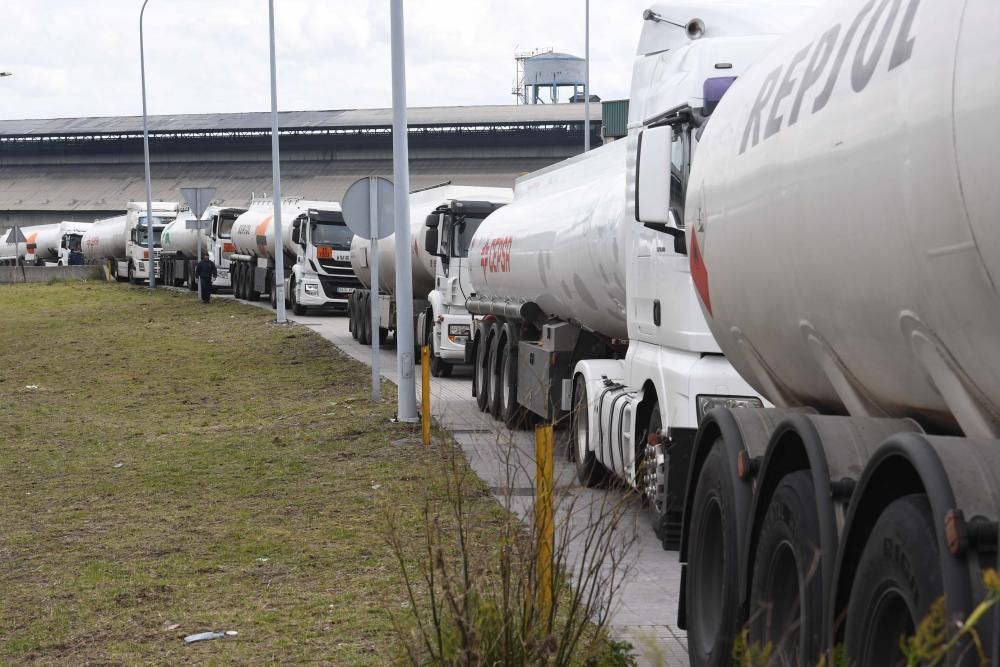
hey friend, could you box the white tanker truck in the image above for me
[25,221,94,266]
[470,0,1000,665]
[0,222,92,266]
[348,185,512,375]
[229,197,359,313]
[82,202,180,283]
[160,206,246,291]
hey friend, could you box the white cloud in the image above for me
[0,0,652,120]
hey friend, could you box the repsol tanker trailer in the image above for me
[469,0,1000,665]
[82,202,180,283]
[348,184,511,375]
[160,206,246,291]
[23,221,93,266]
[229,197,359,314]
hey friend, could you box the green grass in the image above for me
[0,281,505,665]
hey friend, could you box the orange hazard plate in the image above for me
[316,246,333,259]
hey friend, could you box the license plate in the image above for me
[337,287,355,294]
[316,246,333,259]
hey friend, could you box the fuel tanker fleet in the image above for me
[458,0,1000,665]
[14,0,1000,661]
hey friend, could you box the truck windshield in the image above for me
[451,217,484,258]
[64,234,83,251]
[135,227,164,246]
[311,222,353,249]
[217,216,237,239]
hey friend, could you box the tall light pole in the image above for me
[390,0,417,422]
[584,0,590,152]
[139,0,156,288]
[267,0,287,323]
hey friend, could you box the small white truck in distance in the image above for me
[348,185,512,373]
[82,201,180,283]
[229,197,358,313]
[160,206,246,291]
[24,221,93,266]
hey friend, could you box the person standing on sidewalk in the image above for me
[194,252,217,304]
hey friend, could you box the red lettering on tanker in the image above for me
[479,236,513,275]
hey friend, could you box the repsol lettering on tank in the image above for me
[740,0,919,155]
[479,235,513,274]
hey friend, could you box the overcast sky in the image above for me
[1,0,653,121]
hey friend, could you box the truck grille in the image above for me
[319,274,360,299]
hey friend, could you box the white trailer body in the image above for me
[348,185,512,371]
[25,221,93,265]
[82,202,179,283]
[160,206,245,291]
[229,198,358,313]
[0,224,56,265]
[608,0,1000,664]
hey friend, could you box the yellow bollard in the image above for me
[534,422,555,626]
[421,345,431,446]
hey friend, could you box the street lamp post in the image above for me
[139,0,156,288]
[267,0,287,324]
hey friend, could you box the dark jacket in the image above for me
[195,259,217,280]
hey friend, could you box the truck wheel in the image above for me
[748,470,823,666]
[235,264,244,299]
[269,274,277,309]
[128,264,139,285]
[475,325,494,412]
[430,354,452,378]
[643,402,681,549]
[686,442,740,667]
[844,494,941,667]
[499,335,523,428]
[572,374,608,487]
[487,328,504,419]
[358,293,371,345]
[349,294,358,339]
[248,270,261,302]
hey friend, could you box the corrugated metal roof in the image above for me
[0,104,601,138]
[0,158,551,214]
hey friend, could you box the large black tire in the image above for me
[475,325,495,413]
[359,293,372,345]
[290,279,306,315]
[748,470,824,666]
[248,269,261,302]
[269,273,277,309]
[644,402,681,550]
[235,264,246,300]
[498,334,523,428]
[349,295,358,340]
[487,328,503,419]
[572,374,608,487]
[128,264,138,285]
[845,494,942,667]
[686,442,741,667]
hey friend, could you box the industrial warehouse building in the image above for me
[0,104,603,231]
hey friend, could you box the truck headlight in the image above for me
[304,283,320,295]
[448,323,471,343]
[696,395,764,422]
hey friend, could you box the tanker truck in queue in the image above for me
[347,185,512,375]
[23,221,93,266]
[669,0,1000,664]
[229,197,359,313]
[82,202,180,283]
[160,206,246,291]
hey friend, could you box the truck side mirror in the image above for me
[635,126,673,225]
[424,228,439,255]
[291,219,301,245]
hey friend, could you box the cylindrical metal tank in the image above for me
[687,0,1000,434]
[30,222,94,262]
[348,185,508,298]
[230,199,316,260]
[161,212,202,257]
[82,215,128,260]
[468,139,628,339]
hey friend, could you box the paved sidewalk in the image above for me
[252,305,690,666]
